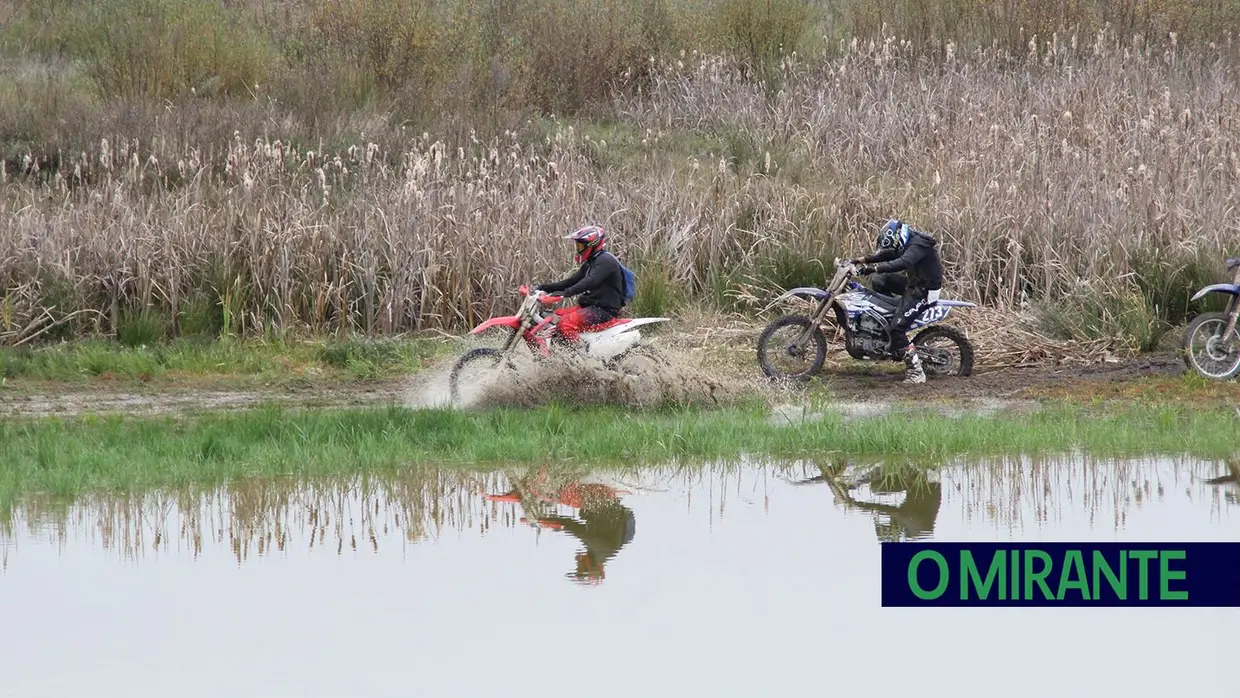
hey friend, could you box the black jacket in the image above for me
[862,228,943,291]
[536,250,626,311]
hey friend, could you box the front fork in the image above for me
[1220,265,1240,344]
[792,296,834,348]
[503,319,532,353]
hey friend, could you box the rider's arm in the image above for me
[871,244,926,274]
[559,255,617,297]
[859,248,900,265]
[536,265,586,293]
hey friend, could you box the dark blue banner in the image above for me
[881,542,1240,607]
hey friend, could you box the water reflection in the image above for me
[789,462,942,541]
[1204,459,1239,489]
[2,455,1238,698]
[1,469,511,570]
[484,467,637,584]
[2,455,1238,575]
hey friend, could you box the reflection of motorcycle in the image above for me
[1204,461,1239,504]
[790,462,942,542]
[485,468,637,584]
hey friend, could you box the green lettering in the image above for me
[1093,551,1126,599]
[1024,550,1054,600]
[1057,550,1090,600]
[1130,550,1158,600]
[961,550,1006,600]
[909,551,950,600]
[1159,550,1188,601]
[1011,547,1020,599]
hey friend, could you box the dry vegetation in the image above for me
[3,0,1240,353]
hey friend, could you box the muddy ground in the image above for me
[0,347,1206,419]
[808,351,1190,400]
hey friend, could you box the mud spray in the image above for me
[401,343,766,410]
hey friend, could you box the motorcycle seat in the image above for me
[584,317,631,332]
[867,292,900,309]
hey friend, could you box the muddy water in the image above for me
[1,456,1237,698]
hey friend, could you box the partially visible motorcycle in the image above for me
[1182,257,1240,380]
[756,258,977,382]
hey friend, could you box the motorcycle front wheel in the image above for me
[756,315,827,382]
[1182,312,1240,380]
[449,347,517,405]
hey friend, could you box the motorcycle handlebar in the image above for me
[517,285,562,304]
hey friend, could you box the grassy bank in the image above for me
[3,4,1240,353]
[1,401,1235,511]
[0,334,453,385]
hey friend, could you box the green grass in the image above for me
[0,335,454,384]
[1,401,1234,514]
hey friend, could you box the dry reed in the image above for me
[3,28,1239,352]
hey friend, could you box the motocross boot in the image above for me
[902,345,926,384]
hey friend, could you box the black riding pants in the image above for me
[871,273,937,355]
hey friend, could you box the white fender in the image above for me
[582,317,670,360]
[585,317,670,344]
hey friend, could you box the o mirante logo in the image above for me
[881,543,1240,607]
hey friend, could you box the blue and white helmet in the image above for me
[877,219,911,252]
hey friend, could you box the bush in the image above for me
[62,0,276,101]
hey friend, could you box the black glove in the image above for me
[848,258,865,266]
[855,265,875,276]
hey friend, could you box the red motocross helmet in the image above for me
[566,225,606,264]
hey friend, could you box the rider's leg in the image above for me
[579,305,617,327]
[542,305,620,349]
[873,274,908,354]
[871,273,906,297]
[545,309,577,344]
[558,305,617,341]
[890,288,930,383]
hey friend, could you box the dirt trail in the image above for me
[0,384,405,419]
[808,352,1189,400]
[0,350,1194,419]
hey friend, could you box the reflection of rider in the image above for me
[796,463,942,542]
[533,225,627,343]
[848,219,944,385]
[1204,460,1239,486]
[486,471,636,584]
[1205,461,1239,504]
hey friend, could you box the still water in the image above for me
[1,455,1237,698]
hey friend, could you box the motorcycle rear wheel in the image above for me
[757,315,828,382]
[606,343,669,374]
[912,326,974,377]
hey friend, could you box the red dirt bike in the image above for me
[448,285,670,405]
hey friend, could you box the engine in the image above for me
[846,311,890,358]
[853,313,886,337]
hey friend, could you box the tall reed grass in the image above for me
[3,13,1239,348]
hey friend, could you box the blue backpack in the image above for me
[618,262,637,306]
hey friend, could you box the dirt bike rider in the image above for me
[532,225,627,344]
[849,219,944,385]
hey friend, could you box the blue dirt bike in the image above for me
[1182,257,1240,380]
[756,259,977,382]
